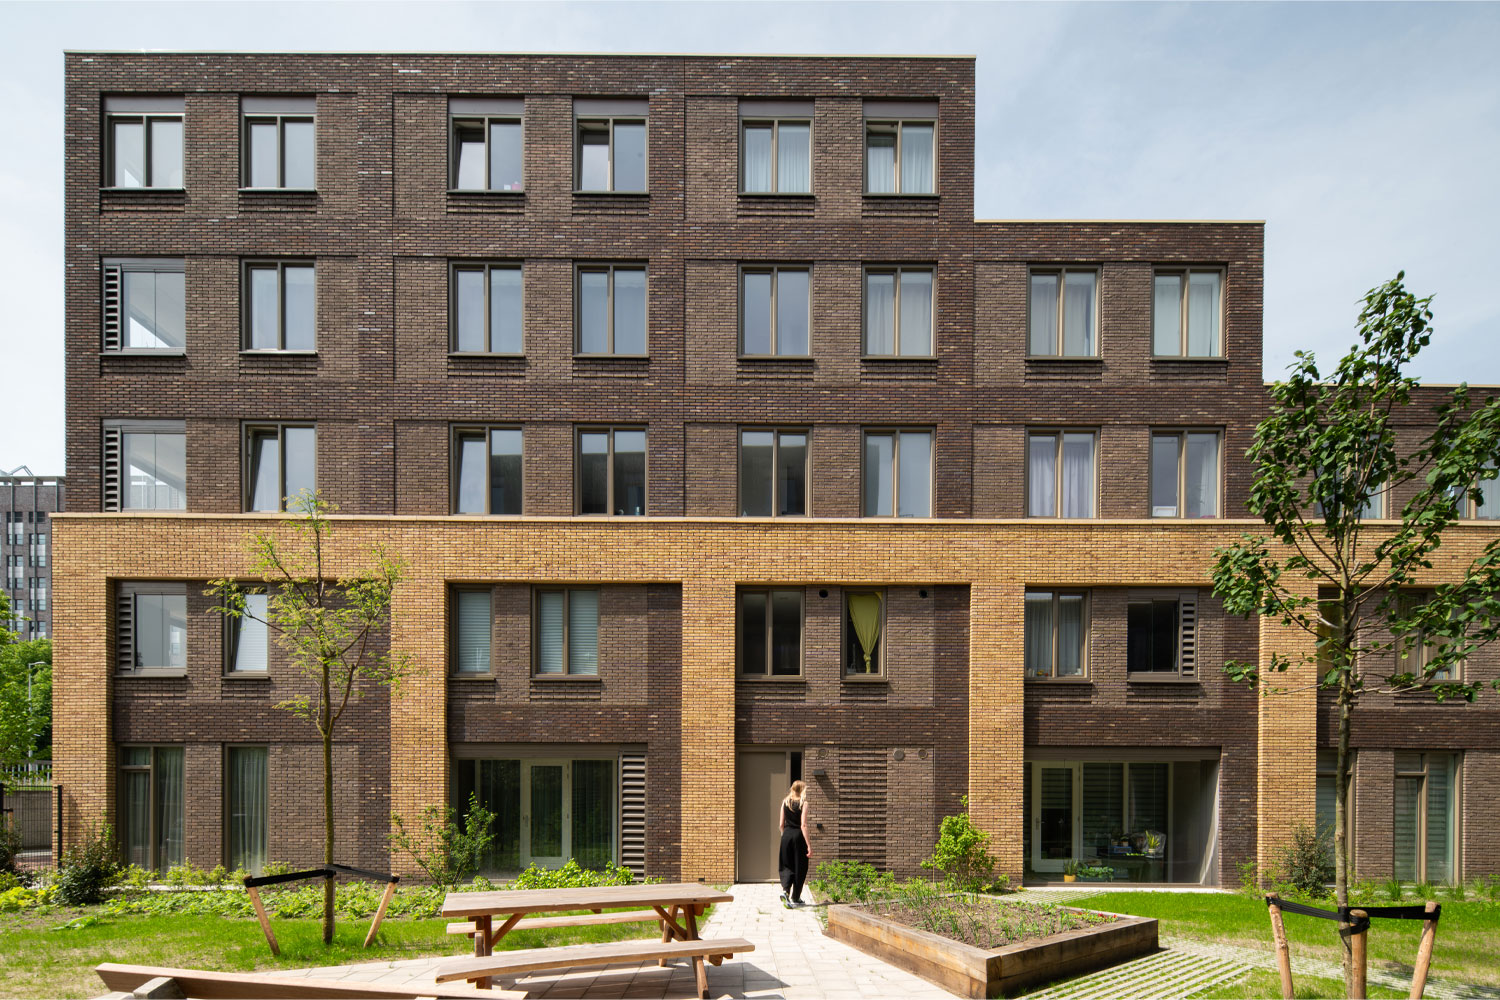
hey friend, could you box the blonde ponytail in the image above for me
[782,779,806,811]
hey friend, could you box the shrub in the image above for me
[53,823,123,906]
[809,859,898,904]
[0,815,21,875]
[389,794,495,888]
[922,796,1001,893]
[509,858,637,890]
[1270,823,1333,900]
[1384,877,1404,901]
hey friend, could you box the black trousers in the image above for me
[779,828,809,900]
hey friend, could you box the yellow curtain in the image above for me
[849,592,882,673]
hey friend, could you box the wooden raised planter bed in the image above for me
[826,901,1158,998]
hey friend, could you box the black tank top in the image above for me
[782,800,802,830]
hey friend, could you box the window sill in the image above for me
[738,190,815,198]
[737,675,806,683]
[738,354,813,362]
[572,353,650,361]
[101,186,186,194]
[451,672,496,681]
[99,349,187,357]
[449,352,526,360]
[1025,355,1102,363]
[861,354,937,363]
[1025,676,1093,685]
[842,674,888,684]
[223,671,271,680]
[117,669,187,679]
[572,189,649,197]
[1126,674,1201,685]
[531,674,602,682]
[238,187,319,194]
[240,350,319,356]
[1150,355,1228,363]
[862,192,940,199]
[1150,514,1222,521]
[447,188,525,196]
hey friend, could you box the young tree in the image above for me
[0,634,53,766]
[209,490,406,945]
[1212,273,1500,990]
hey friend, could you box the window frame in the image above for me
[861,428,935,518]
[574,426,648,517]
[448,106,525,193]
[737,427,809,518]
[863,118,937,196]
[102,258,187,354]
[451,425,524,516]
[242,422,317,513]
[1124,590,1199,678]
[1026,267,1099,358]
[574,264,648,357]
[240,103,316,190]
[738,264,811,358]
[1150,429,1223,519]
[105,418,188,512]
[1026,429,1098,518]
[449,262,524,355]
[1151,267,1225,359]
[103,101,184,190]
[223,589,270,676]
[531,587,601,678]
[450,586,495,677]
[117,581,188,676]
[241,260,317,353]
[1395,591,1461,683]
[843,588,887,679]
[118,745,185,873]
[223,744,269,875]
[1393,752,1462,884]
[1023,589,1091,680]
[862,266,936,358]
[574,115,648,193]
[736,587,805,679]
[739,117,813,195]
[1456,464,1500,520]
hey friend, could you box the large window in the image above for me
[452,589,493,675]
[576,265,646,356]
[1396,592,1458,682]
[1127,592,1198,677]
[454,427,523,515]
[120,746,184,872]
[1456,464,1500,519]
[1153,269,1222,357]
[242,96,315,189]
[739,429,807,517]
[741,105,811,194]
[1024,590,1087,679]
[104,421,186,511]
[244,262,315,351]
[577,428,645,516]
[1028,269,1097,357]
[863,429,933,517]
[575,100,646,192]
[1028,431,1095,518]
[1151,431,1220,518]
[865,116,935,194]
[227,593,269,674]
[738,589,802,676]
[845,590,884,676]
[226,746,267,875]
[102,259,185,351]
[450,98,523,192]
[244,423,315,512]
[455,757,617,872]
[740,267,809,357]
[535,589,599,676]
[452,263,523,354]
[1394,752,1459,883]
[105,96,183,189]
[864,267,933,357]
[117,583,187,673]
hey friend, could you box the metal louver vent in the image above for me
[838,748,888,868]
[102,266,123,351]
[115,590,135,673]
[619,753,647,877]
[1178,593,1198,678]
[102,426,123,511]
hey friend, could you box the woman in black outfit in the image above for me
[778,779,811,907]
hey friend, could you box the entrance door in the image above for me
[736,751,792,882]
[522,760,570,869]
[1031,763,1080,872]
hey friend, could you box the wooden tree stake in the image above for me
[1349,909,1369,1000]
[364,879,399,948]
[1266,895,1295,1000]
[1408,900,1438,1000]
[245,884,279,956]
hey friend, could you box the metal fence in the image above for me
[1,764,54,864]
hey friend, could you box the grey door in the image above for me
[736,751,791,882]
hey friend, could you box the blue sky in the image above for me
[2,0,1497,474]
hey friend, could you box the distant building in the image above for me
[1,469,62,640]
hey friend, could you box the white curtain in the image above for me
[155,748,184,871]
[898,271,933,356]
[897,431,932,517]
[864,433,894,516]
[1060,433,1094,518]
[456,434,487,513]
[455,590,492,673]
[1024,593,1052,677]
[741,271,772,355]
[865,273,895,354]
[234,594,269,672]
[1151,434,1179,516]
[900,124,934,194]
[612,269,647,355]
[537,591,564,674]
[1028,434,1056,516]
[1057,595,1084,676]
[775,270,810,356]
[1062,272,1095,356]
[1029,274,1058,355]
[1186,272,1220,356]
[1153,275,1181,355]
[1184,433,1219,517]
[866,128,896,193]
[229,747,267,875]
[777,123,811,193]
[568,591,599,675]
[743,123,773,192]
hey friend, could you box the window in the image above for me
[244,262,315,351]
[845,590,885,676]
[1456,463,1500,519]
[577,428,646,515]
[227,592,269,673]
[740,104,811,194]
[1028,431,1096,518]
[574,100,647,192]
[739,429,807,517]
[452,263,523,354]
[865,111,935,195]
[1153,269,1223,357]
[104,96,183,189]
[103,421,186,511]
[1396,592,1459,682]
[119,746,184,872]
[117,583,187,673]
[1028,269,1097,357]
[1316,749,1353,847]
[450,98,523,192]
[1127,592,1199,677]
[740,267,809,357]
[534,589,599,676]
[1394,753,1459,883]
[1025,591,1088,679]
[454,427,523,515]
[455,756,619,872]
[738,589,802,676]
[863,430,933,517]
[102,259,185,351]
[576,265,646,355]
[226,746,267,875]
[864,267,933,356]
[242,96,315,189]
[452,589,493,674]
[244,424,315,512]
[1151,431,1220,518]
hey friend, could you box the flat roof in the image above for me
[66,50,975,60]
[976,219,1265,226]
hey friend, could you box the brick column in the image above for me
[50,527,112,858]
[1256,601,1318,877]
[679,576,736,882]
[968,581,1024,882]
[387,574,446,876]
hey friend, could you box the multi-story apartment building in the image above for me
[54,53,1498,887]
[1,469,62,641]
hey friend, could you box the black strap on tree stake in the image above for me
[1266,895,1441,935]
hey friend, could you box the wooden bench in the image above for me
[433,936,755,999]
[96,962,519,999]
[445,908,663,937]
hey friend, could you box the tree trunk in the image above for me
[1336,652,1355,995]
[322,670,335,946]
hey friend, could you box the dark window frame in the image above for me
[117,581,188,675]
[449,262,525,355]
[104,110,184,190]
[862,265,936,358]
[1026,266,1100,358]
[736,587,805,678]
[574,426,647,517]
[1151,267,1225,359]
[842,587,888,678]
[738,264,811,357]
[240,108,316,189]
[223,588,270,676]
[118,744,184,872]
[737,427,809,518]
[451,424,524,515]
[242,422,317,513]
[574,116,648,193]
[1150,429,1223,519]
[574,263,648,357]
[450,585,495,677]
[1024,589,1091,680]
[241,260,317,352]
[449,112,525,192]
[861,427,935,518]
[1026,428,1098,519]
[739,117,813,195]
[863,117,938,195]
[531,586,601,677]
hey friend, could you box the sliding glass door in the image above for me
[457,756,618,873]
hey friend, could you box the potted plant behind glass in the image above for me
[1062,860,1079,883]
[1078,864,1115,882]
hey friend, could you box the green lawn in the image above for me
[1067,891,1499,995]
[0,908,667,1000]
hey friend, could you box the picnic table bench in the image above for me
[95,962,517,999]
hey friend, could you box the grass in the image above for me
[0,907,670,1000]
[1195,967,1406,1000]
[1067,891,1500,992]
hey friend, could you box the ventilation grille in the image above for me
[102,266,123,351]
[838,749,888,869]
[1178,593,1198,678]
[115,591,135,673]
[619,753,646,878]
[102,426,123,512]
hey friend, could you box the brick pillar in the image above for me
[968,581,1024,882]
[679,576,736,882]
[387,574,446,876]
[50,529,112,858]
[1256,601,1317,877]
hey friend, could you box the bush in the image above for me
[922,796,1003,893]
[0,815,20,875]
[509,858,637,890]
[1270,823,1334,900]
[389,794,495,887]
[809,859,898,904]
[53,823,123,905]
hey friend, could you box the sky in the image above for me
[1,0,1497,475]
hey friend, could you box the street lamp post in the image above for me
[25,661,45,764]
